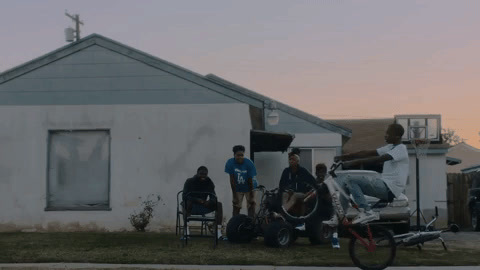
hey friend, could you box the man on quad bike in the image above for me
[278,151,317,226]
[278,151,333,233]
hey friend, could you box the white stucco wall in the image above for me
[405,154,448,227]
[0,103,251,232]
[255,152,289,190]
[290,133,341,148]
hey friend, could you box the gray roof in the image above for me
[0,33,351,137]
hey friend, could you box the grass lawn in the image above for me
[1,232,480,267]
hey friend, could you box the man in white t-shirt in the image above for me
[324,123,409,225]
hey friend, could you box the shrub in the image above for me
[129,194,162,232]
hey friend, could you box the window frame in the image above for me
[45,129,112,211]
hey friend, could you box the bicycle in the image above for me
[322,162,396,270]
[393,206,459,250]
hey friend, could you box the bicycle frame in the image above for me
[323,163,378,250]
[319,163,397,270]
[393,207,459,250]
[323,173,351,223]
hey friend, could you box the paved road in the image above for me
[1,264,479,270]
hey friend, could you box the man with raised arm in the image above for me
[324,123,409,225]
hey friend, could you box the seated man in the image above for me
[279,152,316,218]
[324,123,409,225]
[183,166,223,239]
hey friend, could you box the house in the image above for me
[329,117,451,227]
[461,165,480,174]
[0,34,351,232]
[446,143,480,173]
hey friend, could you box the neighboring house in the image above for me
[462,165,480,174]
[0,34,351,232]
[329,118,451,227]
[447,143,480,173]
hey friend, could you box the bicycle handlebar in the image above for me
[256,185,279,195]
[329,161,343,177]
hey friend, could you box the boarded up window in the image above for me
[47,130,110,210]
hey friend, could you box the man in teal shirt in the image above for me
[225,145,257,218]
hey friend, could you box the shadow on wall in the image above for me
[164,126,215,183]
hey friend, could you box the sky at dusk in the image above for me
[1,0,479,147]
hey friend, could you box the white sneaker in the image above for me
[322,214,339,227]
[217,230,223,239]
[352,209,379,224]
[331,232,340,249]
[295,223,306,231]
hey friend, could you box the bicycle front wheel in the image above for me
[279,182,320,223]
[349,224,396,270]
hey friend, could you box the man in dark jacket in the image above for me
[279,152,316,221]
[183,166,223,239]
[279,152,316,193]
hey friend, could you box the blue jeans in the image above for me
[335,173,391,211]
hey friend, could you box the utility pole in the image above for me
[65,10,84,41]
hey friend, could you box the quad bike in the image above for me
[226,183,333,248]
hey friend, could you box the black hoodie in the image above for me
[279,166,316,193]
[183,175,216,203]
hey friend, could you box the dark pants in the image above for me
[185,200,223,224]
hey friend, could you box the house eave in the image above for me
[205,74,352,137]
[461,164,480,174]
[446,156,462,166]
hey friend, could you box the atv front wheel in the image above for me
[226,214,255,243]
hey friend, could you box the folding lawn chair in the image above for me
[177,190,218,248]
